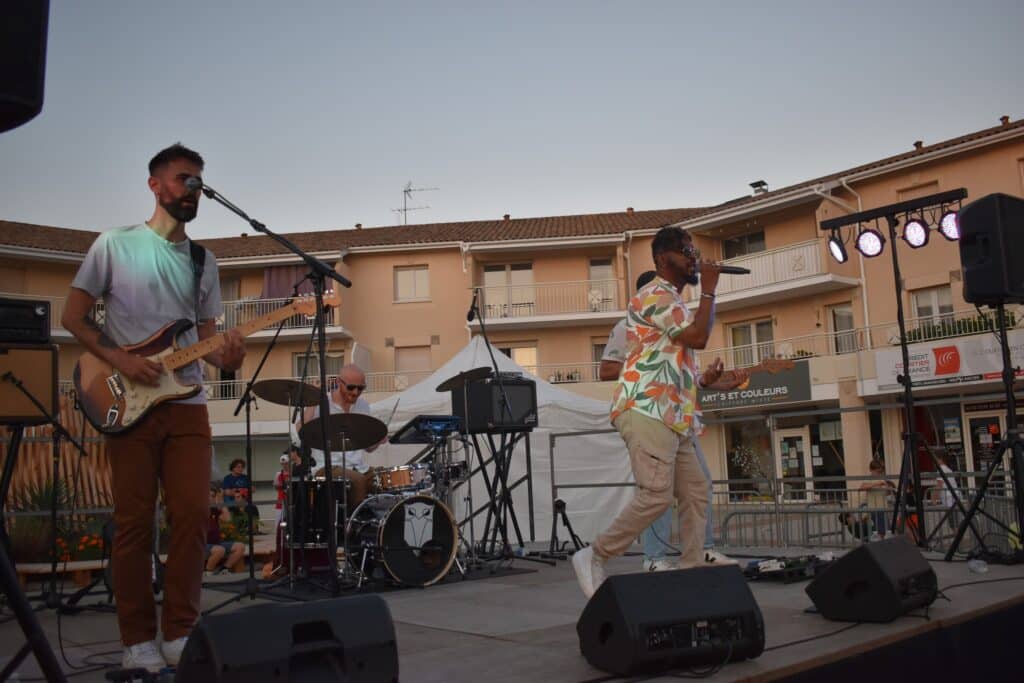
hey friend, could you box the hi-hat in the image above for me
[299,413,388,451]
[251,379,321,406]
[435,367,492,392]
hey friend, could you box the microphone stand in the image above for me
[199,183,351,596]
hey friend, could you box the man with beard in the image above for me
[62,143,245,671]
[574,226,727,598]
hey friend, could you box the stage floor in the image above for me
[3,545,1023,682]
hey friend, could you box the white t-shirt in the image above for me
[71,224,223,405]
[307,395,372,472]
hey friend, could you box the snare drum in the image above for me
[373,464,432,493]
[345,493,457,586]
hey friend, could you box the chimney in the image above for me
[1001,115,1010,126]
[749,180,768,196]
[503,214,510,221]
[913,140,924,150]
[626,207,634,214]
[355,223,362,230]
[240,233,247,238]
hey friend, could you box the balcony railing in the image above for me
[864,306,1022,348]
[474,279,622,320]
[218,297,338,332]
[684,240,823,302]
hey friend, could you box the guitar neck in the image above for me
[163,304,303,370]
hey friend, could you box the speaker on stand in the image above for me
[0,0,49,134]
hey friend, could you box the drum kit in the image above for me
[251,378,471,589]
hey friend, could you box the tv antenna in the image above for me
[393,180,439,225]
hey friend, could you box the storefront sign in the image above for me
[699,362,812,410]
[874,328,1024,391]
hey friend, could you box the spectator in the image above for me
[859,459,895,538]
[206,486,245,574]
[222,459,250,507]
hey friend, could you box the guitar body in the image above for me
[74,319,201,434]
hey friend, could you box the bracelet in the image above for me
[701,292,715,300]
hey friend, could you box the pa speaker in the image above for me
[451,377,538,433]
[805,536,937,623]
[577,565,765,676]
[959,193,1024,305]
[0,1,49,133]
[0,344,57,425]
[175,595,398,682]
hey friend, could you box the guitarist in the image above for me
[61,143,245,672]
[599,270,748,572]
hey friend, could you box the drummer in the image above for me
[295,364,384,509]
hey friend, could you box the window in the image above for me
[394,345,432,391]
[592,341,607,380]
[394,266,430,302]
[730,319,774,367]
[912,286,953,325]
[483,264,534,317]
[588,258,616,311]
[496,344,537,376]
[723,230,766,260]
[293,352,344,382]
[828,303,857,354]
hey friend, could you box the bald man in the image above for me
[295,364,380,508]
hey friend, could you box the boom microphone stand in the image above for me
[195,179,351,594]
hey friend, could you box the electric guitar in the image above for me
[74,290,340,434]
[701,357,796,389]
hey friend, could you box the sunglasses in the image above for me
[345,384,367,392]
[680,245,701,260]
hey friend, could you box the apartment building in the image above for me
[2,117,1023,501]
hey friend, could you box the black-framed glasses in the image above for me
[345,383,367,392]
[680,244,701,259]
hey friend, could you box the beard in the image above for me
[161,197,198,223]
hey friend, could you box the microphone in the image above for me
[184,176,203,192]
[467,289,479,322]
[697,263,751,275]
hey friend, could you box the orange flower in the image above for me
[623,370,641,383]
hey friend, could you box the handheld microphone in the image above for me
[697,263,751,275]
[467,289,479,322]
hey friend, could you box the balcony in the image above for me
[470,279,624,330]
[683,240,860,311]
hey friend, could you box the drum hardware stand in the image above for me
[198,180,352,596]
[204,317,306,615]
[946,301,1024,562]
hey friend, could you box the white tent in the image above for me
[368,336,633,544]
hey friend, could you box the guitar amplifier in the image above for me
[451,377,538,434]
[0,297,50,344]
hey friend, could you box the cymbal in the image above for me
[299,413,388,451]
[435,366,492,392]
[251,379,321,406]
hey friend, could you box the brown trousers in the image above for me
[107,402,211,645]
[593,410,709,566]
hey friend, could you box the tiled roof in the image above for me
[2,117,1022,259]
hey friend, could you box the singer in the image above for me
[60,143,246,672]
[573,226,741,598]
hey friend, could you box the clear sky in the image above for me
[1,1,1022,239]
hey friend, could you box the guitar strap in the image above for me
[188,240,206,326]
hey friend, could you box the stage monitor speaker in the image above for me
[175,594,398,683]
[959,193,1024,305]
[805,535,937,623]
[0,297,51,344]
[451,376,538,433]
[577,565,765,676]
[0,344,58,425]
[0,1,49,133]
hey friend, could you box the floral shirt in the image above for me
[610,276,699,436]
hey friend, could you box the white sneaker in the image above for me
[641,558,677,572]
[703,549,738,566]
[122,640,166,673]
[161,636,189,666]
[572,546,607,598]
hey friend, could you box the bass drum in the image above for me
[345,493,457,587]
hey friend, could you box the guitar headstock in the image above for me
[292,289,342,316]
[760,358,796,374]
